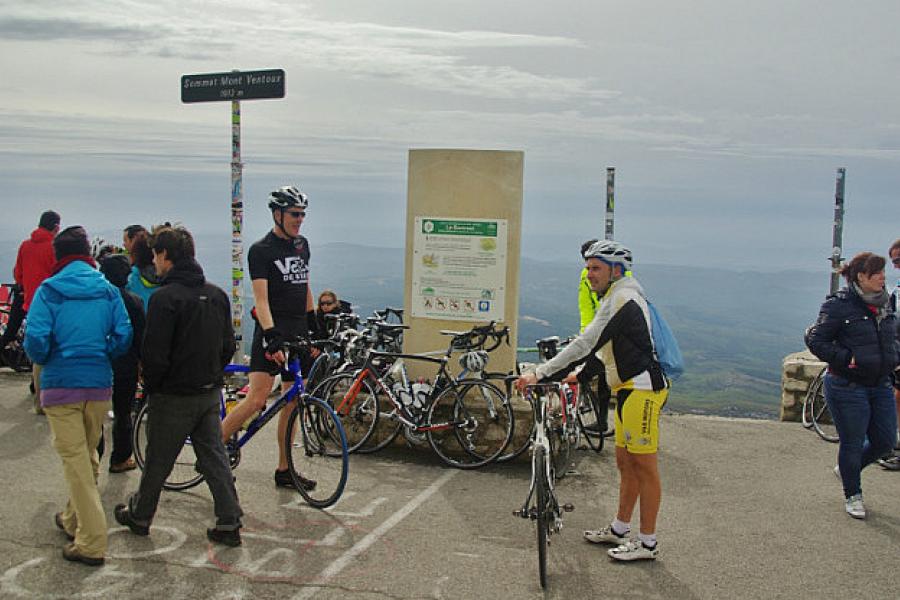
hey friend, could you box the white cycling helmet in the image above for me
[268,185,309,211]
[459,350,489,373]
[584,239,632,271]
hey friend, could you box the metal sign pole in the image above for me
[231,100,244,357]
[829,168,846,295]
[605,167,615,240]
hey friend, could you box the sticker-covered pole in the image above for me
[829,168,846,295]
[605,167,615,240]
[231,99,244,356]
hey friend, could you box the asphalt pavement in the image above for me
[1,368,898,599]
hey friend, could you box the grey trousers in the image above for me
[129,389,242,531]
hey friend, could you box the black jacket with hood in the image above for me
[142,258,235,395]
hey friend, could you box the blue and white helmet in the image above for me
[584,240,632,271]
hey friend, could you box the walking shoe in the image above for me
[274,469,316,491]
[114,504,149,536]
[845,494,866,519]
[54,512,74,541]
[206,527,242,547]
[878,455,900,471]
[584,524,630,545]
[607,539,659,561]
[62,543,104,567]
[109,458,137,473]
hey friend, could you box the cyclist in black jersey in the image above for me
[220,185,318,490]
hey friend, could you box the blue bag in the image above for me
[647,301,684,381]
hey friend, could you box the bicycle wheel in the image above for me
[314,373,380,452]
[810,380,839,443]
[576,387,605,452]
[427,379,513,469]
[285,396,349,508]
[132,402,206,491]
[534,444,549,589]
[548,410,572,480]
[488,376,532,463]
[802,368,825,430]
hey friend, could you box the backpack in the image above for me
[647,300,684,381]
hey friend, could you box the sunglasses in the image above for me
[893,256,900,267]
[287,210,306,218]
[319,300,335,307]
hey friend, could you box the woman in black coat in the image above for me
[806,252,898,520]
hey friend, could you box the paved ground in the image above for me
[1,368,898,599]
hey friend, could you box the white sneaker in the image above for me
[584,525,629,545]
[607,539,659,561]
[845,494,866,519]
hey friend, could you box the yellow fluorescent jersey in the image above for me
[536,276,666,392]
[578,267,599,333]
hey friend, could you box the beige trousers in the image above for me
[45,399,111,558]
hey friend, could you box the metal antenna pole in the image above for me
[231,99,244,357]
[829,168,846,295]
[605,167,615,240]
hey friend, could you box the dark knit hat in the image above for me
[99,253,131,288]
[39,210,61,231]
[53,226,91,260]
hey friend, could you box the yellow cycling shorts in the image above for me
[613,388,668,454]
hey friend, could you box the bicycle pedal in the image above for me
[562,503,575,512]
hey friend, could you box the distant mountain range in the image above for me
[0,236,833,419]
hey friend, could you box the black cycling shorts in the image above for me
[249,317,313,382]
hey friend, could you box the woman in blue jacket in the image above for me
[24,226,132,566]
[806,251,898,520]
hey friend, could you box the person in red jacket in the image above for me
[8,210,60,413]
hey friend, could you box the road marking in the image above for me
[292,469,457,599]
[107,525,187,559]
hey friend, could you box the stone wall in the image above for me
[780,350,825,422]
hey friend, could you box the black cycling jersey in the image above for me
[247,231,310,319]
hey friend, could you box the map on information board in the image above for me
[411,217,508,321]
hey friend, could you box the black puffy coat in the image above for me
[805,286,898,386]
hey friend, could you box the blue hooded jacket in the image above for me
[24,260,133,390]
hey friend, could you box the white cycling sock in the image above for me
[611,519,630,536]
[638,532,657,548]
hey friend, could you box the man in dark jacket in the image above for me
[99,254,145,473]
[115,224,243,546]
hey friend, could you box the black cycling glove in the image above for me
[262,327,285,354]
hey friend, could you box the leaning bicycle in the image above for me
[134,338,350,508]
[513,383,574,589]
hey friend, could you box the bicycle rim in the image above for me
[132,403,205,491]
[811,389,839,443]
[286,397,349,508]
[495,386,533,463]
[314,374,379,453]
[427,380,513,469]
[576,388,605,452]
[535,445,549,589]
[802,369,824,429]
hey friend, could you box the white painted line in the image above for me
[327,496,388,518]
[292,469,457,599]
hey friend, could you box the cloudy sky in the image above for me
[1,0,898,274]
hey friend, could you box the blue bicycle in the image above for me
[133,339,350,508]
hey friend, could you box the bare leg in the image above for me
[221,372,274,441]
[632,452,661,535]
[276,383,295,471]
[615,446,639,523]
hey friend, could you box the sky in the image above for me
[0,0,898,274]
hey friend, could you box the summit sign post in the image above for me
[181,68,286,355]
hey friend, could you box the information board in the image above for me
[411,217,508,321]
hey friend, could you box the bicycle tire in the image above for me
[426,379,513,469]
[486,376,532,463]
[548,409,573,480]
[313,373,380,453]
[285,395,349,508]
[132,402,206,491]
[576,387,605,452]
[534,444,549,589]
[810,379,839,443]
[802,367,825,430]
